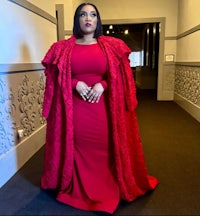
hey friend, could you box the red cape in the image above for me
[41,35,158,201]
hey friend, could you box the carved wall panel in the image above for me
[175,66,200,106]
[0,77,17,155]
[0,71,45,156]
[163,64,175,91]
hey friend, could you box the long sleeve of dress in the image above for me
[72,78,79,89]
[100,80,107,90]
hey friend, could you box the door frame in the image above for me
[56,4,65,41]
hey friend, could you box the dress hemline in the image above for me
[56,192,119,214]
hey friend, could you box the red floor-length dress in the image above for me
[56,43,120,213]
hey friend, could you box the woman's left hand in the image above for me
[87,83,104,103]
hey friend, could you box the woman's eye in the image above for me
[80,12,97,18]
[80,13,86,17]
[91,13,97,17]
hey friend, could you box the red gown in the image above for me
[41,36,159,214]
[56,43,120,213]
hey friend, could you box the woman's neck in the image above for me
[76,35,97,44]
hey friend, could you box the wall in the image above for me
[54,0,83,37]
[55,0,73,30]
[174,0,200,122]
[0,0,57,188]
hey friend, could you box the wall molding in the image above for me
[164,62,200,67]
[163,62,200,67]
[175,62,200,67]
[165,36,177,40]
[0,63,44,73]
[164,62,175,65]
[8,0,57,24]
[165,24,200,41]
[177,24,200,39]
[101,17,166,25]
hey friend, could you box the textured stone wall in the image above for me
[175,65,200,106]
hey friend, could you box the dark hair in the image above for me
[73,3,102,39]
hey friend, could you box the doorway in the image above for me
[103,23,159,95]
[102,18,165,101]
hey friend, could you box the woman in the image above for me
[41,3,158,214]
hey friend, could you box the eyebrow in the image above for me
[80,10,97,13]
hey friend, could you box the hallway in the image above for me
[0,90,200,216]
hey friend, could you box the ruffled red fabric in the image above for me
[41,35,158,202]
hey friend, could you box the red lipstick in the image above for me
[85,23,91,27]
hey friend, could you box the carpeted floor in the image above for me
[0,89,200,216]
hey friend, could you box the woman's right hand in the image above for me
[76,81,91,101]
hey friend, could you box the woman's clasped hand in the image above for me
[76,81,104,103]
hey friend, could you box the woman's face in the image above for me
[79,5,98,36]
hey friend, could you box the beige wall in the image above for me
[91,0,178,36]
[177,0,200,62]
[0,0,57,188]
[87,0,179,61]
[0,0,56,64]
[177,0,200,34]
[55,0,73,30]
[28,0,56,15]
[63,0,178,35]
[177,31,200,62]
[55,0,85,30]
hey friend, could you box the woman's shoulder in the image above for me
[50,36,75,50]
[99,35,125,44]
[42,36,75,65]
[99,35,131,54]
